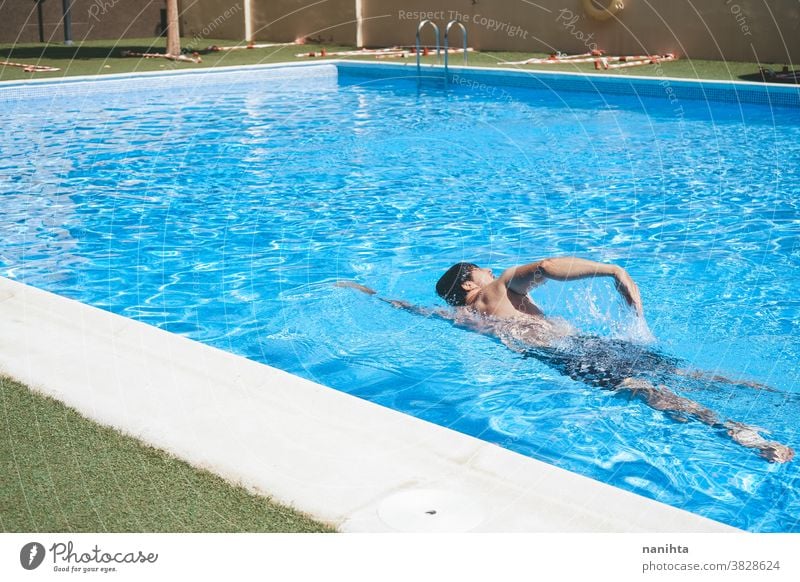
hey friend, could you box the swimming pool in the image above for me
[1,62,799,532]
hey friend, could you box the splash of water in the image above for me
[558,283,657,345]
[616,310,657,345]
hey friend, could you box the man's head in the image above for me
[436,262,493,306]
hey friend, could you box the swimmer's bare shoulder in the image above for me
[460,261,545,318]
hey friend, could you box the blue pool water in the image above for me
[2,64,799,531]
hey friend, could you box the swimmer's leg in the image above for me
[621,378,719,425]
[724,422,795,463]
[673,368,780,393]
[619,378,794,463]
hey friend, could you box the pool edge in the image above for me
[0,276,738,533]
[2,58,797,109]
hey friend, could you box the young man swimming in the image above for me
[435,257,642,342]
[340,257,794,462]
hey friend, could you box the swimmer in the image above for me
[338,256,794,463]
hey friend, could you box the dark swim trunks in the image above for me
[521,335,681,390]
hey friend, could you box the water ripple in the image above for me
[2,72,799,531]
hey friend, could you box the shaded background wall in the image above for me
[252,0,356,44]
[179,0,356,46]
[361,0,800,63]
[181,0,245,42]
[0,0,165,43]
[2,1,798,64]
[183,0,799,63]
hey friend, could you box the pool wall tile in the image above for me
[336,61,800,108]
[0,63,338,102]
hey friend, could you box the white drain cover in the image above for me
[377,488,486,532]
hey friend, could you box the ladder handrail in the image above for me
[444,20,468,72]
[416,20,440,74]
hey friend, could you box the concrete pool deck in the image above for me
[0,276,737,532]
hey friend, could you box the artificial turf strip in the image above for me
[0,375,335,533]
[0,37,783,83]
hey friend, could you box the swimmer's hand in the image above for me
[335,281,377,295]
[613,267,643,316]
[335,281,412,309]
[336,280,415,311]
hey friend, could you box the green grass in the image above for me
[0,375,335,532]
[0,36,778,82]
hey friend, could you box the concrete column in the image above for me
[355,0,363,47]
[244,0,253,43]
[61,0,73,45]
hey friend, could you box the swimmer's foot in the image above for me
[725,421,795,463]
[759,443,795,463]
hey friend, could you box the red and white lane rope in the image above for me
[295,47,474,58]
[207,42,297,52]
[594,53,677,69]
[120,50,202,63]
[1,60,60,72]
[501,50,605,65]
[501,51,678,69]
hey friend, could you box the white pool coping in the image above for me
[0,276,737,532]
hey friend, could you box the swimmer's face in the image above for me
[468,266,495,287]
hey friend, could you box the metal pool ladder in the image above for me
[415,20,440,75]
[416,20,468,78]
[444,20,468,71]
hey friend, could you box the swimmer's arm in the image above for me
[335,281,454,321]
[382,298,454,321]
[497,257,605,293]
[496,260,547,294]
[500,257,643,315]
